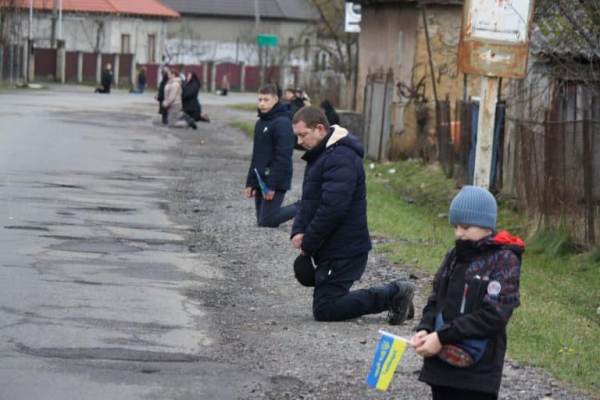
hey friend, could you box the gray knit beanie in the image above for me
[448,186,497,229]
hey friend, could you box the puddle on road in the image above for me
[48,240,141,254]
[4,225,50,232]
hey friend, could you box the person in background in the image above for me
[221,73,230,96]
[95,63,112,94]
[245,83,298,228]
[155,67,169,124]
[182,72,210,124]
[290,106,415,324]
[162,69,197,130]
[319,99,340,126]
[129,67,146,94]
[410,186,524,400]
[285,87,305,116]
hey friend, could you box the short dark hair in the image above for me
[292,106,330,131]
[258,83,279,97]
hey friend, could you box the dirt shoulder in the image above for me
[163,104,589,400]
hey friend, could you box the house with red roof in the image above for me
[13,0,179,65]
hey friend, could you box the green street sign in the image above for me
[257,34,278,47]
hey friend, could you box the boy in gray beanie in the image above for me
[410,185,524,400]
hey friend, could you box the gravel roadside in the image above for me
[161,104,590,400]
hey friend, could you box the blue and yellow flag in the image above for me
[366,330,409,391]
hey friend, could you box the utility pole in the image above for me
[58,0,63,42]
[26,0,33,82]
[51,0,57,48]
[254,0,265,86]
[473,76,500,188]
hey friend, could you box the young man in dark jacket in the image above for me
[95,63,112,94]
[290,106,414,324]
[410,186,524,400]
[245,84,298,228]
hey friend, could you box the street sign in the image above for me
[458,0,535,79]
[257,34,278,47]
[345,2,361,33]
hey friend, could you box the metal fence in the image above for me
[0,44,24,85]
[512,82,600,245]
[361,71,394,161]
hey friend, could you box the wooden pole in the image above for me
[473,76,500,189]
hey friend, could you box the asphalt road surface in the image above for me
[0,87,589,400]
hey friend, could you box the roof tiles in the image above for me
[14,0,179,18]
[159,0,317,21]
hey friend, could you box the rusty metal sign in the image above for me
[458,0,536,79]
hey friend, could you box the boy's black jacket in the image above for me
[245,103,295,191]
[416,231,524,395]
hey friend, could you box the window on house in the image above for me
[304,38,310,62]
[121,34,130,54]
[321,53,327,70]
[147,34,156,63]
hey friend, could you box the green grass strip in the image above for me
[228,103,257,111]
[230,121,254,138]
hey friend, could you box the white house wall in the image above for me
[21,12,168,63]
[166,16,317,67]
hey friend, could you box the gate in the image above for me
[361,71,394,161]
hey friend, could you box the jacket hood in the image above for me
[479,231,525,256]
[258,102,291,120]
[320,99,334,112]
[326,125,364,158]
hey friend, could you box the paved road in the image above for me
[0,88,259,399]
[0,87,589,400]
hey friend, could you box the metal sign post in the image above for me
[458,0,535,189]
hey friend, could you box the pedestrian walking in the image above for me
[129,67,146,94]
[245,83,298,228]
[162,69,197,130]
[410,186,524,400]
[95,63,112,94]
[290,106,415,324]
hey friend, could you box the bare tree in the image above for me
[309,0,358,81]
[79,18,106,53]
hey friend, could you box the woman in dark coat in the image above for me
[319,99,340,126]
[182,72,210,123]
[155,69,169,124]
[182,72,201,121]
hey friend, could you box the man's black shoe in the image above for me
[388,280,415,326]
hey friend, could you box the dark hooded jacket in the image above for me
[415,231,524,395]
[157,73,169,114]
[291,126,372,264]
[182,73,201,121]
[320,100,340,126]
[245,102,295,192]
[101,68,112,88]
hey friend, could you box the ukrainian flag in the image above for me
[366,330,409,391]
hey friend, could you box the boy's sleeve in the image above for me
[436,250,521,344]
[264,118,294,189]
[414,251,453,333]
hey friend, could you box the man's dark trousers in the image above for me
[312,253,395,321]
[254,191,298,228]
